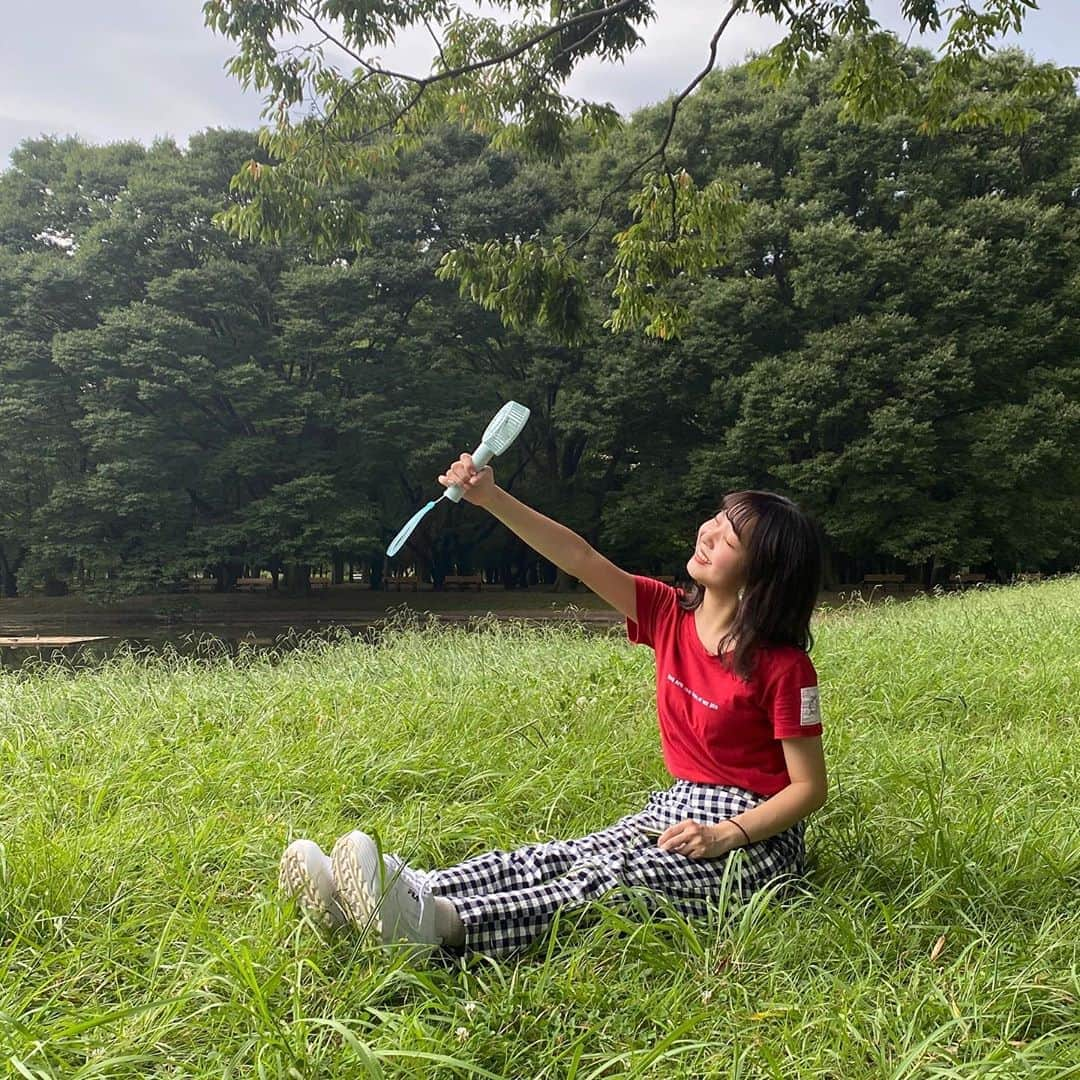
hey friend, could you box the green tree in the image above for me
[203,0,1075,340]
[2,48,1076,597]
[653,53,1080,582]
[0,247,93,596]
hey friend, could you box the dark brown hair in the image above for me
[678,490,824,679]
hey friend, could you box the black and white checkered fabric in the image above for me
[427,780,805,957]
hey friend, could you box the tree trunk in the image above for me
[43,577,68,597]
[921,557,937,591]
[428,534,453,590]
[552,567,576,592]
[430,552,447,590]
[0,547,21,598]
[283,562,311,595]
[215,561,243,592]
[332,552,345,584]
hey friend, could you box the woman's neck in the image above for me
[695,588,740,653]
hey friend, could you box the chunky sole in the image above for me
[331,833,385,938]
[279,844,344,930]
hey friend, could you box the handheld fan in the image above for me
[385,401,530,558]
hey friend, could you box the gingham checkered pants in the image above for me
[427,780,805,956]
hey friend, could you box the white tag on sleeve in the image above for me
[800,686,821,727]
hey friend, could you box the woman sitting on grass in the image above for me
[280,454,828,956]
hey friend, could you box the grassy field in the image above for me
[1,579,1078,1077]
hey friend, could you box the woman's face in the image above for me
[685,508,749,591]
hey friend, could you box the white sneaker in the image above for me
[278,839,346,930]
[384,852,431,895]
[331,831,440,946]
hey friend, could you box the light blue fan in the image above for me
[386,401,531,558]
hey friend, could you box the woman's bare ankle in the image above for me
[433,897,465,947]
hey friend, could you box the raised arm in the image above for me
[439,455,637,623]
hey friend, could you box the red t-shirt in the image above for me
[626,575,822,797]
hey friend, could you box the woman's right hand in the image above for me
[439,453,496,507]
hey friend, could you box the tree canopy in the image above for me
[0,49,1077,599]
[203,0,1077,340]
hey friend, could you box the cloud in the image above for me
[2,0,1075,168]
[564,5,782,115]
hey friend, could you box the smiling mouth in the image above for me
[693,550,710,565]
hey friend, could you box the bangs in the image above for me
[720,492,758,541]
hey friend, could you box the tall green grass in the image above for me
[1,580,1078,1078]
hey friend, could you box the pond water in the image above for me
[0,611,620,671]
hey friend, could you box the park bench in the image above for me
[444,574,484,591]
[310,575,331,589]
[861,573,907,593]
[384,575,420,591]
[236,576,272,592]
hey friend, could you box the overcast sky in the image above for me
[3,1,1077,169]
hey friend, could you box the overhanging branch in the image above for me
[569,0,746,250]
[297,0,643,90]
